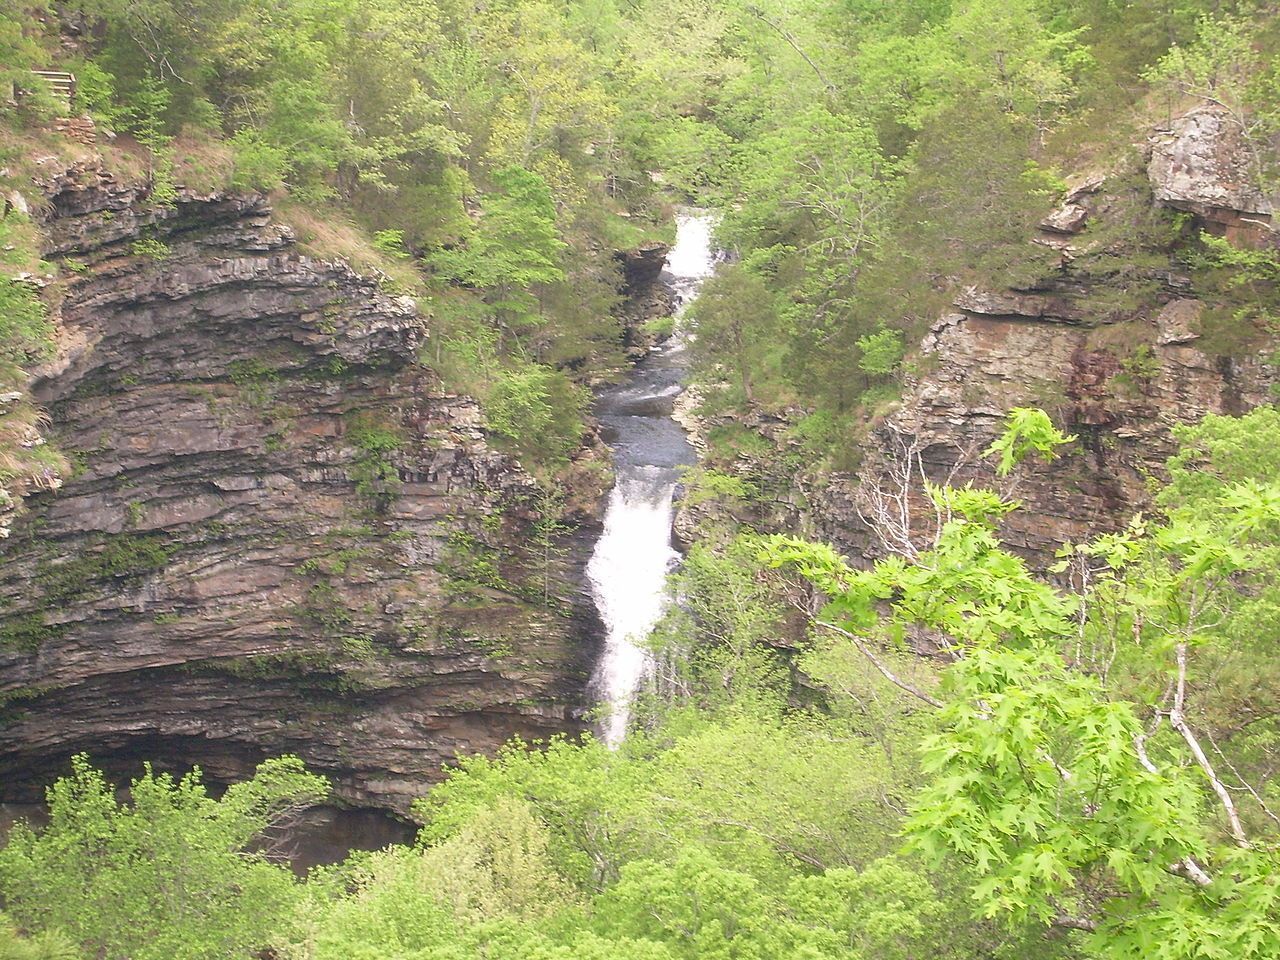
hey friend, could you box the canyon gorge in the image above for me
[3,101,1275,827]
[4,1,1280,954]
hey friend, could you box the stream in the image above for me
[587,210,716,745]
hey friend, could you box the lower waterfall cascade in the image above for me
[586,210,717,745]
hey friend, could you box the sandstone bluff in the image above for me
[0,159,611,815]
[676,106,1278,570]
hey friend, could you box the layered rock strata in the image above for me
[0,160,602,813]
[860,108,1278,561]
[679,107,1279,568]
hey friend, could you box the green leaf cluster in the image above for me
[764,407,1280,957]
[0,756,327,960]
[985,407,1077,477]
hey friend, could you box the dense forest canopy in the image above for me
[6,0,1277,467]
[3,0,1280,957]
[5,0,1274,463]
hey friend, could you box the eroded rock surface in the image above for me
[0,161,602,813]
[1148,105,1277,240]
[678,108,1278,570]
[616,240,675,358]
[850,112,1278,562]
[867,307,1272,562]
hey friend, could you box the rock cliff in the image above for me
[616,240,675,359]
[679,106,1278,568]
[0,159,602,815]
[859,107,1277,561]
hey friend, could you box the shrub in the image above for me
[372,229,411,260]
[229,129,289,192]
[855,328,904,377]
[0,279,54,367]
[485,362,586,465]
[0,755,326,960]
[347,415,404,499]
[129,237,170,261]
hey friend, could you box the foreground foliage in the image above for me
[0,757,327,960]
[3,409,1277,958]
[763,406,1280,958]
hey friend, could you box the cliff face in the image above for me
[678,107,1278,567]
[616,241,675,359]
[0,160,602,813]
[860,107,1277,561]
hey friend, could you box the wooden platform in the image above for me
[29,70,76,107]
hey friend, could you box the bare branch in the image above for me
[1169,642,1250,847]
[1133,720,1162,774]
[854,425,926,560]
[1171,856,1214,887]
[1205,726,1280,830]
[743,5,837,97]
[815,619,944,708]
[1051,914,1098,932]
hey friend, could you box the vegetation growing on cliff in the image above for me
[2,0,675,472]
[3,1,1280,958]
[2,410,1279,958]
[662,0,1280,445]
[4,0,1279,464]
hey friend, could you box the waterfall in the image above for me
[587,210,716,746]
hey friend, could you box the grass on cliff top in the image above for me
[591,200,677,251]
[0,397,67,490]
[0,214,44,277]
[0,125,93,197]
[170,130,236,194]
[275,199,427,296]
[2,116,238,210]
[0,135,58,278]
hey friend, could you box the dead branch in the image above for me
[1171,857,1214,887]
[743,5,837,97]
[1169,642,1249,847]
[1205,727,1280,830]
[815,619,943,708]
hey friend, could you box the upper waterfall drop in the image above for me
[665,211,717,289]
[587,209,717,746]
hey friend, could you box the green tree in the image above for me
[764,408,1280,958]
[1160,407,1280,517]
[484,360,586,464]
[645,537,789,716]
[0,4,57,121]
[306,798,575,960]
[479,1,617,200]
[0,915,79,960]
[687,266,782,405]
[429,166,567,339]
[0,756,327,960]
[1145,5,1280,152]
[855,328,903,377]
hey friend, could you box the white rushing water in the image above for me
[587,210,717,746]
